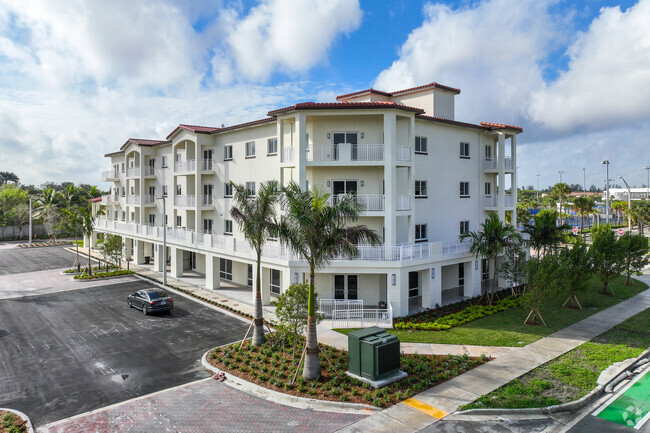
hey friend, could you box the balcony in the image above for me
[202,194,214,206]
[144,194,156,205]
[307,144,385,162]
[101,170,119,182]
[396,194,411,211]
[175,159,196,174]
[101,195,118,204]
[144,166,156,177]
[483,194,514,208]
[126,195,140,205]
[329,194,384,211]
[202,159,215,172]
[483,157,513,170]
[126,166,140,178]
[397,146,411,162]
[174,195,196,207]
[281,147,294,163]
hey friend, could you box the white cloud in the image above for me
[374,0,563,124]
[528,0,650,133]
[215,0,363,82]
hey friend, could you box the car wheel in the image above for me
[142,305,148,315]
[127,299,132,308]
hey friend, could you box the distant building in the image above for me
[609,188,650,201]
[92,82,522,316]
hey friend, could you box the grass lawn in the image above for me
[460,306,650,409]
[335,276,648,347]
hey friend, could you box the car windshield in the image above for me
[147,290,167,300]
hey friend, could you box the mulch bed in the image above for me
[206,334,489,408]
[0,410,27,433]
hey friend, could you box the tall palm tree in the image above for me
[552,183,571,226]
[79,206,95,276]
[61,207,84,270]
[230,180,280,346]
[522,210,568,257]
[571,196,593,234]
[35,188,61,241]
[278,182,380,380]
[460,212,521,304]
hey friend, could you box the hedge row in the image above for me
[73,270,134,279]
[394,296,522,331]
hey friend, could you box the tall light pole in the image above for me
[28,197,33,246]
[158,195,167,286]
[644,165,650,200]
[536,174,540,202]
[582,168,586,196]
[602,160,610,224]
[558,170,565,184]
[618,176,632,232]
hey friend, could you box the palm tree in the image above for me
[460,212,521,304]
[230,180,280,346]
[35,188,61,241]
[61,206,85,270]
[277,182,380,380]
[79,206,95,275]
[571,196,593,234]
[552,183,571,226]
[522,210,568,257]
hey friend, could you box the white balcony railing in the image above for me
[144,166,155,176]
[308,145,338,161]
[174,195,196,207]
[126,166,140,177]
[202,159,215,171]
[329,194,385,212]
[483,194,514,208]
[144,194,155,205]
[483,157,513,170]
[505,194,514,207]
[352,144,384,161]
[396,194,411,211]
[202,194,214,206]
[174,159,196,173]
[281,147,294,163]
[126,195,140,205]
[397,146,411,162]
[101,195,118,204]
[101,170,119,181]
[330,301,393,329]
[442,241,471,255]
[307,144,386,162]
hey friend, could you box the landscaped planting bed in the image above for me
[73,269,134,279]
[0,411,26,433]
[206,335,489,408]
[460,306,650,410]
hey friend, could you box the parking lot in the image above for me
[0,246,250,427]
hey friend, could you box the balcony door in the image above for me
[332,180,357,205]
[332,132,357,160]
[334,275,358,300]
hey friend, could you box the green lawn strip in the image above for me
[459,306,650,410]
[335,276,647,347]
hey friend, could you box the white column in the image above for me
[497,132,506,222]
[133,239,145,265]
[171,247,184,278]
[205,255,221,290]
[387,270,408,317]
[260,266,271,305]
[422,266,442,309]
[383,112,397,245]
[510,134,518,228]
[124,237,132,259]
[464,261,482,298]
[154,243,164,272]
[296,113,307,190]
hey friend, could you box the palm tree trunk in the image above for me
[251,250,266,346]
[87,245,93,276]
[302,268,320,380]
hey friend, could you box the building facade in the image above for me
[93,82,521,317]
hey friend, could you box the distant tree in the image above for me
[36,188,62,241]
[618,233,649,286]
[551,183,571,226]
[591,224,624,294]
[630,200,650,235]
[0,171,19,185]
[558,240,593,309]
[571,196,593,234]
[523,253,561,326]
[6,203,30,238]
[0,184,28,227]
[611,201,628,226]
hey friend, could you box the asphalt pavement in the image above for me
[0,243,81,275]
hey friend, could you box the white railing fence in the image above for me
[281,147,294,162]
[320,299,393,329]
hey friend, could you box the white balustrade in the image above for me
[174,195,196,207]
[397,146,411,162]
[126,166,140,177]
[281,147,294,163]
[174,159,196,173]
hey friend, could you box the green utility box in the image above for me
[348,327,400,381]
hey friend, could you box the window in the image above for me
[176,215,182,227]
[224,182,233,197]
[415,224,427,242]
[415,136,428,154]
[484,182,492,195]
[482,259,489,281]
[161,155,168,167]
[114,212,118,221]
[224,145,233,161]
[121,163,125,173]
[460,182,470,197]
[121,187,125,197]
[459,263,465,287]
[121,211,126,221]
[460,142,470,158]
[220,258,232,280]
[267,138,277,155]
[130,211,135,221]
[162,185,168,197]
[176,153,182,162]
[270,269,281,295]
[148,214,156,226]
[176,185,182,195]
[245,141,255,158]
[130,186,134,195]
[415,180,427,198]
[224,219,233,235]
[247,264,253,287]
[485,145,492,160]
[203,219,213,234]
[246,181,256,196]
[460,220,470,235]
[107,210,111,219]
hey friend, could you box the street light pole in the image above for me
[28,197,33,246]
[582,168,586,196]
[158,195,167,286]
[602,160,610,225]
[558,170,565,184]
[618,176,632,232]
[644,165,650,200]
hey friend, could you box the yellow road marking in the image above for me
[403,398,448,419]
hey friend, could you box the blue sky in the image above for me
[0,0,649,191]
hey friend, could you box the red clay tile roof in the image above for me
[166,124,221,140]
[336,82,461,100]
[268,101,424,115]
[218,117,275,132]
[104,150,125,157]
[120,138,170,150]
[89,197,102,203]
[480,122,523,132]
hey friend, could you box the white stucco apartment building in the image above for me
[93,82,522,317]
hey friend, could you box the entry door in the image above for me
[332,132,357,160]
[332,180,358,205]
[203,218,213,234]
[334,275,358,300]
[408,271,419,298]
[203,184,213,205]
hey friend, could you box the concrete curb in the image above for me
[460,348,650,416]
[0,407,35,433]
[201,349,379,415]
